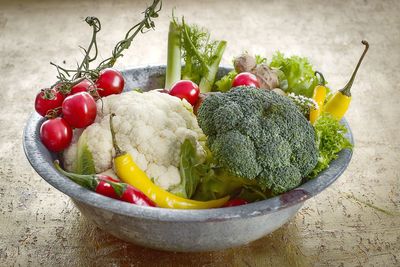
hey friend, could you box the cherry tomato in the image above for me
[62,92,97,128]
[95,68,125,97]
[70,79,93,95]
[34,88,64,117]
[232,72,260,88]
[40,117,72,152]
[169,80,200,105]
[222,199,248,207]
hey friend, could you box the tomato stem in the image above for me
[75,17,101,79]
[49,0,162,90]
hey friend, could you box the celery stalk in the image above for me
[199,41,227,93]
[165,21,181,89]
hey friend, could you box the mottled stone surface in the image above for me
[0,0,399,266]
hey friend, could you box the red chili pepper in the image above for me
[54,161,155,207]
[222,198,248,207]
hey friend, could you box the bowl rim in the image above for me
[23,65,353,223]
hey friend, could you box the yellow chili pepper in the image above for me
[324,40,369,121]
[109,114,229,209]
[309,71,328,124]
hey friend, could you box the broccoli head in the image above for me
[197,86,318,194]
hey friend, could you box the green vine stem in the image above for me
[49,0,162,93]
[75,17,101,79]
[96,0,162,71]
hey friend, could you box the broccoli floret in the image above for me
[197,86,318,194]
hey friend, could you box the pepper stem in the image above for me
[315,71,326,86]
[109,113,125,157]
[54,161,98,191]
[340,40,369,97]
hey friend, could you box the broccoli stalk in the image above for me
[165,20,182,89]
[164,17,227,93]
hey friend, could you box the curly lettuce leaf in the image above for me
[214,70,237,92]
[255,54,267,65]
[309,113,353,178]
[269,51,320,97]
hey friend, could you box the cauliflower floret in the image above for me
[63,90,205,191]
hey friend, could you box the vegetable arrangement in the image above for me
[35,1,162,152]
[33,1,368,210]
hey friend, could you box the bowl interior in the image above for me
[23,65,353,222]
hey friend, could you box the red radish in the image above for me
[62,92,97,128]
[232,72,260,88]
[95,68,125,97]
[40,117,72,152]
[169,80,200,105]
[34,88,64,117]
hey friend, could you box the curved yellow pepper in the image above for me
[324,93,351,121]
[325,40,369,121]
[114,154,229,209]
[309,71,328,124]
[110,114,229,209]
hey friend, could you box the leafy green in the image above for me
[255,54,267,65]
[269,51,320,97]
[193,168,258,201]
[309,113,353,178]
[180,139,202,198]
[170,139,206,199]
[273,68,288,91]
[181,21,214,83]
[132,87,143,93]
[165,16,227,93]
[75,131,96,175]
[236,185,271,202]
[214,70,237,92]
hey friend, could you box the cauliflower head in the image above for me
[63,90,206,191]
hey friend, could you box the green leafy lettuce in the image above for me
[172,140,269,202]
[214,70,237,92]
[269,51,320,97]
[309,113,353,178]
[192,167,268,202]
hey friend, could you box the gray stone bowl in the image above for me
[23,66,353,252]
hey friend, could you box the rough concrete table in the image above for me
[0,0,399,266]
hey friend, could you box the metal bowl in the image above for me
[23,66,353,252]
